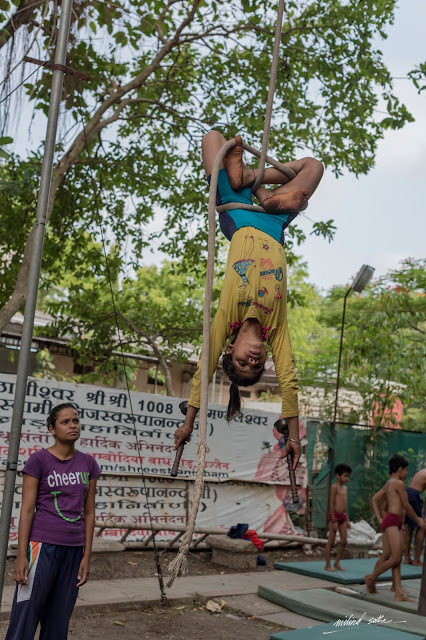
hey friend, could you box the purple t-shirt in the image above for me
[23,448,102,546]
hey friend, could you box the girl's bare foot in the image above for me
[334,564,346,571]
[223,135,254,190]
[364,574,377,593]
[261,189,308,212]
[412,560,422,566]
[394,592,415,602]
[325,565,337,572]
[403,558,412,564]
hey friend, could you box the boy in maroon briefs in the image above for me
[365,454,425,601]
[325,463,352,572]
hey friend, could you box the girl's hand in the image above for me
[280,440,301,469]
[174,424,193,449]
[76,556,90,587]
[14,557,29,585]
[332,522,338,533]
[347,521,351,529]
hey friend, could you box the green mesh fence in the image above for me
[308,422,426,529]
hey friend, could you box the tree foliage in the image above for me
[41,253,220,395]
[0,0,421,333]
[319,258,426,429]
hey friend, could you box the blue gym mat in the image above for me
[273,558,423,584]
[270,622,425,639]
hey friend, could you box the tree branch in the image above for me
[0,0,46,49]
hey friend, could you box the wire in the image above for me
[0,67,40,105]
[75,98,168,604]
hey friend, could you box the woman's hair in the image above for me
[388,453,408,475]
[222,336,265,422]
[46,403,79,431]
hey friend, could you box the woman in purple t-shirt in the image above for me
[5,403,102,640]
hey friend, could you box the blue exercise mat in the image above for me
[273,558,423,584]
[270,622,425,639]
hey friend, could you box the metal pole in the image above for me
[0,0,74,610]
[325,287,351,528]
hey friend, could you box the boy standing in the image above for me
[403,468,426,566]
[364,454,425,601]
[325,463,352,572]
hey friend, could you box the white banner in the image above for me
[0,374,307,543]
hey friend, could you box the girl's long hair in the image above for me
[222,336,265,422]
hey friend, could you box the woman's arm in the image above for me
[175,308,230,449]
[77,477,97,587]
[269,321,300,467]
[14,474,39,585]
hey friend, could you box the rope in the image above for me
[251,0,286,192]
[169,0,288,587]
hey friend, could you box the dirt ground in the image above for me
[4,546,322,586]
[0,604,285,640]
[2,547,324,639]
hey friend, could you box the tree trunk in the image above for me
[147,340,174,398]
[0,3,201,334]
[0,168,63,335]
[0,0,45,49]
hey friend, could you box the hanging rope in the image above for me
[167,0,289,587]
[252,0,286,192]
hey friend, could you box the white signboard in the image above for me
[0,375,307,543]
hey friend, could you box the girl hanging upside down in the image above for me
[174,131,324,469]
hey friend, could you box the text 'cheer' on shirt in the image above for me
[188,226,299,418]
[23,448,102,546]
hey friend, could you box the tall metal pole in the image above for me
[323,265,374,530]
[325,287,350,528]
[0,0,74,610]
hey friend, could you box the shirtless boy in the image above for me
[324,463,352,572]
[404,467,426,566]
[364,454,425,601]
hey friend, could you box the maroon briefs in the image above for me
[381,512,403,532]
[328,511,347,525]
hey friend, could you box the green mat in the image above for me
[258,587,426,636]
[270,622,425,639]
[339,579,421,613]
[273,558,423,584]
